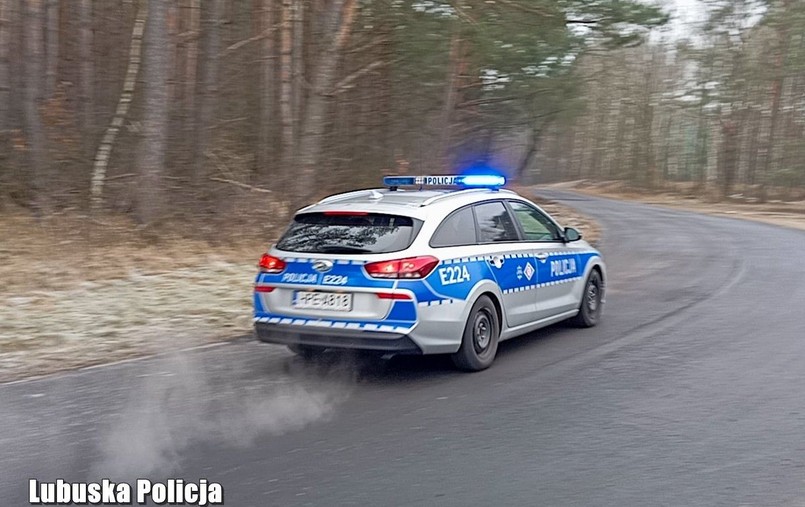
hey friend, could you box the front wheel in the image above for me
[451,295,500,372]
[571,270,603,328]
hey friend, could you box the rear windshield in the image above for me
[276,213,422,254]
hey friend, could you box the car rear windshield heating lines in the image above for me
[276,213,420,254]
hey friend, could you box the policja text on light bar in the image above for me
[382,174,506,188]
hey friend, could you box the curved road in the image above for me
[2,191,805,506]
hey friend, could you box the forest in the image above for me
[0,0,802,231]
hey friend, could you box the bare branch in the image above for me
[333,0,357,52]
[210,177,273,193]
[456,95,521,108]
[106,173,136,181]
[329,59,395,96]
[224,25,278,53]
[445,0,477,25]
[493,0,555,18]
[346,37,388,54]
[177,29,199,42]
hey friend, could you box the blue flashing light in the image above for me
[458,174,506,187]
[383,174,506,189]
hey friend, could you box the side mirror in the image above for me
[563,227,582,242]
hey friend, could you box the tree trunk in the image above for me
[78,0,93,136]
[178,0,199,174]
[279,0,293,171]
[291,0,303,143]
[437,29,462,170]
[166,0,178,104]
[44,0,57,97]
[184,0,199,112]
[719,119,740,199]
[0,0,10,131]
[23,0,50,212]
[193,0,223,184]
[136,0,170,225]
[257,0,274,175]
[294,0,356,203]
[89,0,146,210]
[0,0,11,200]
[513,131,535,184]
[613,100,628,179]
[746,107,761,187]
[761,0,791,202]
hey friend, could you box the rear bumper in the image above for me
[254,322,423,354]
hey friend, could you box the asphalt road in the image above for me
[2,191,805,506]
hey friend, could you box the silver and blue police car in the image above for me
[254,174,605,371]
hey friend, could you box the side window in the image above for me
[508,201,561,241]
[430,207,477,247]
[474,201,520,243]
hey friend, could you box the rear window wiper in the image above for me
[317,245,373,254]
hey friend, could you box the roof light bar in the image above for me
[383,174,506,189]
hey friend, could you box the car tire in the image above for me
[571,269,603,328]
[287,344,326,359]
[451,295,500,372]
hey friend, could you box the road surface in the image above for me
[2,191,805,506]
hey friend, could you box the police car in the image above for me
[254,174,605,371]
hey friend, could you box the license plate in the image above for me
[292,291,352,312]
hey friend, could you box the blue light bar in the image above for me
[383,174,506,189]
[459,174,506,187]
[382,176,419,187]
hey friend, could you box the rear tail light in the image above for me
[255,285,275,293]
[375,292,412,300]
[258,254,286,274]
[364,256,439,279]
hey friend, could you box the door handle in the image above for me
[535,253,549,261]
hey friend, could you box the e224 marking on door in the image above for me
[439,265,471,286]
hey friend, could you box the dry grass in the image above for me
[0,213,270,382]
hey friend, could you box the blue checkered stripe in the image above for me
[500,277,580,295]
[253,316,414,334]
[441,255,486,265]
[418,298,457,307]
[421,250,598,300]
[439,252,530,265]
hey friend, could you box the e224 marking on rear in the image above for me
[322,274,348,285]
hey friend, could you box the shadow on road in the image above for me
[266,321,573,386]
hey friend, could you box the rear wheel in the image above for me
[451,295,500,372]
[287,344,326,359]
[571,270,603,327]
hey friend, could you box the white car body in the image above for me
[254,184,606,367]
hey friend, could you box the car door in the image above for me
[472,201,538,328]
[507,200,580,321]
